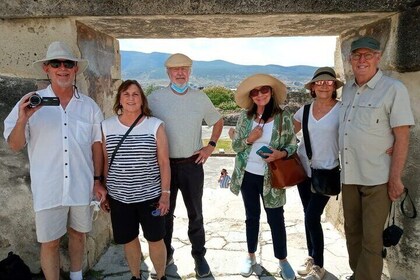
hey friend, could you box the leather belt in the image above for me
[170,154,199,164]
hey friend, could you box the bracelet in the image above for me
[280,148,289,157]
[162,190,171,194]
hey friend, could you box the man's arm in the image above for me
[209,118,224,145]
[7,92,41,152]
[194,118,224,164]
[388,125,410,201]
[92,141,107,201]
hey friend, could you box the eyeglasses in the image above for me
[350,52,377,61]
[46,60,77,69]
[249,86,271,97]
[314,80,335,86]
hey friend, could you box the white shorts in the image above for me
[35,205,92,243]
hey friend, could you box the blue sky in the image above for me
[119,36,337,67]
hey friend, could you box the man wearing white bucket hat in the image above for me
[148,53,224,278]
[3,41,107,280]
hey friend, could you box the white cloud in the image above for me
[119,36,337,67]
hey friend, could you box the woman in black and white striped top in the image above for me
[101,80,170,280]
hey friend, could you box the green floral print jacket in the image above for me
[230,109,297,208]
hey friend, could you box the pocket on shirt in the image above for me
[76,121,93,145]
[355,100,384,126]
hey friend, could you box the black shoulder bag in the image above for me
[302,104,341,196]
[108,113,143,170]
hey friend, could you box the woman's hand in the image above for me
[247,126,263,143]
[100,197,111,213]
[158,193,170,216]
[264,148,287,163]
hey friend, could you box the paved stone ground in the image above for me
[89,154,355,280]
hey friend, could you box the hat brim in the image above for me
[235,74,286,109]
[32,57,89,76]
[304,74,344,90]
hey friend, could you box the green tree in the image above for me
[144,84,160,96]
[203,86,237,108]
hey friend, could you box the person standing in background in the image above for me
[339,37,414,280]
[148,53,224,278]
[218,168,231,188]
[3,41,107,280]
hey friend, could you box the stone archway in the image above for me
[0,1,419,278]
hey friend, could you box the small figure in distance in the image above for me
[218,169,231,189]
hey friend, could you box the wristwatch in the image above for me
[208,140,217,147]
[94,175,104,181]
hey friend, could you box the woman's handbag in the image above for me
[269,154,307,189]
[302,104,341,196]
[311,166,341,196]
[268,111,307,189]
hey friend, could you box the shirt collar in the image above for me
[350,69,383,90]
[46,85,84,102]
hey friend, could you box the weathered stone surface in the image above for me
[0,0,417,18]
[0,76,39,272]
[395,6,420,72]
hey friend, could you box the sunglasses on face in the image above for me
[46,60,77,69]
[249,86,271,97]
[314,80,335,86]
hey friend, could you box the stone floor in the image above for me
[88,156,355,280]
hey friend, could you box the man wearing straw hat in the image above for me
[148,53,223,278]
[3,41,107,280]
[339,37,414,280]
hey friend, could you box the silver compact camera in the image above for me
[28,93,60,108]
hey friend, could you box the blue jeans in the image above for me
[240,171,288,259]
[165,159,206,258]
[297,178,330,267]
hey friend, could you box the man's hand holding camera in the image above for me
[18,92,43,122]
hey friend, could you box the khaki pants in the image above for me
[342,183,391,280]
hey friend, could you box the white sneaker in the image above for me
[297,257,314,276]
[303,265,326,280]
[240,255,256,277]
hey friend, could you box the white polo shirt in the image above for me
[3,86,103,212]
[339,70,415,185]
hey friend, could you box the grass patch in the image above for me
[203,138,234,154]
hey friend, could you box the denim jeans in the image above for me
[240,171,288,259]
[297,178,330,267]
[165,160,206,258]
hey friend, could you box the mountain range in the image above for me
[121,50,318,89]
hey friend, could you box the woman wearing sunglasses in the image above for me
[293,67,344,280]
[230,74,297,280]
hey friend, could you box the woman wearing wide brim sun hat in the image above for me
[293,66,344,280]
[230,73,298,280]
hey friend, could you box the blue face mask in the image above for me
[170,83,189,94]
